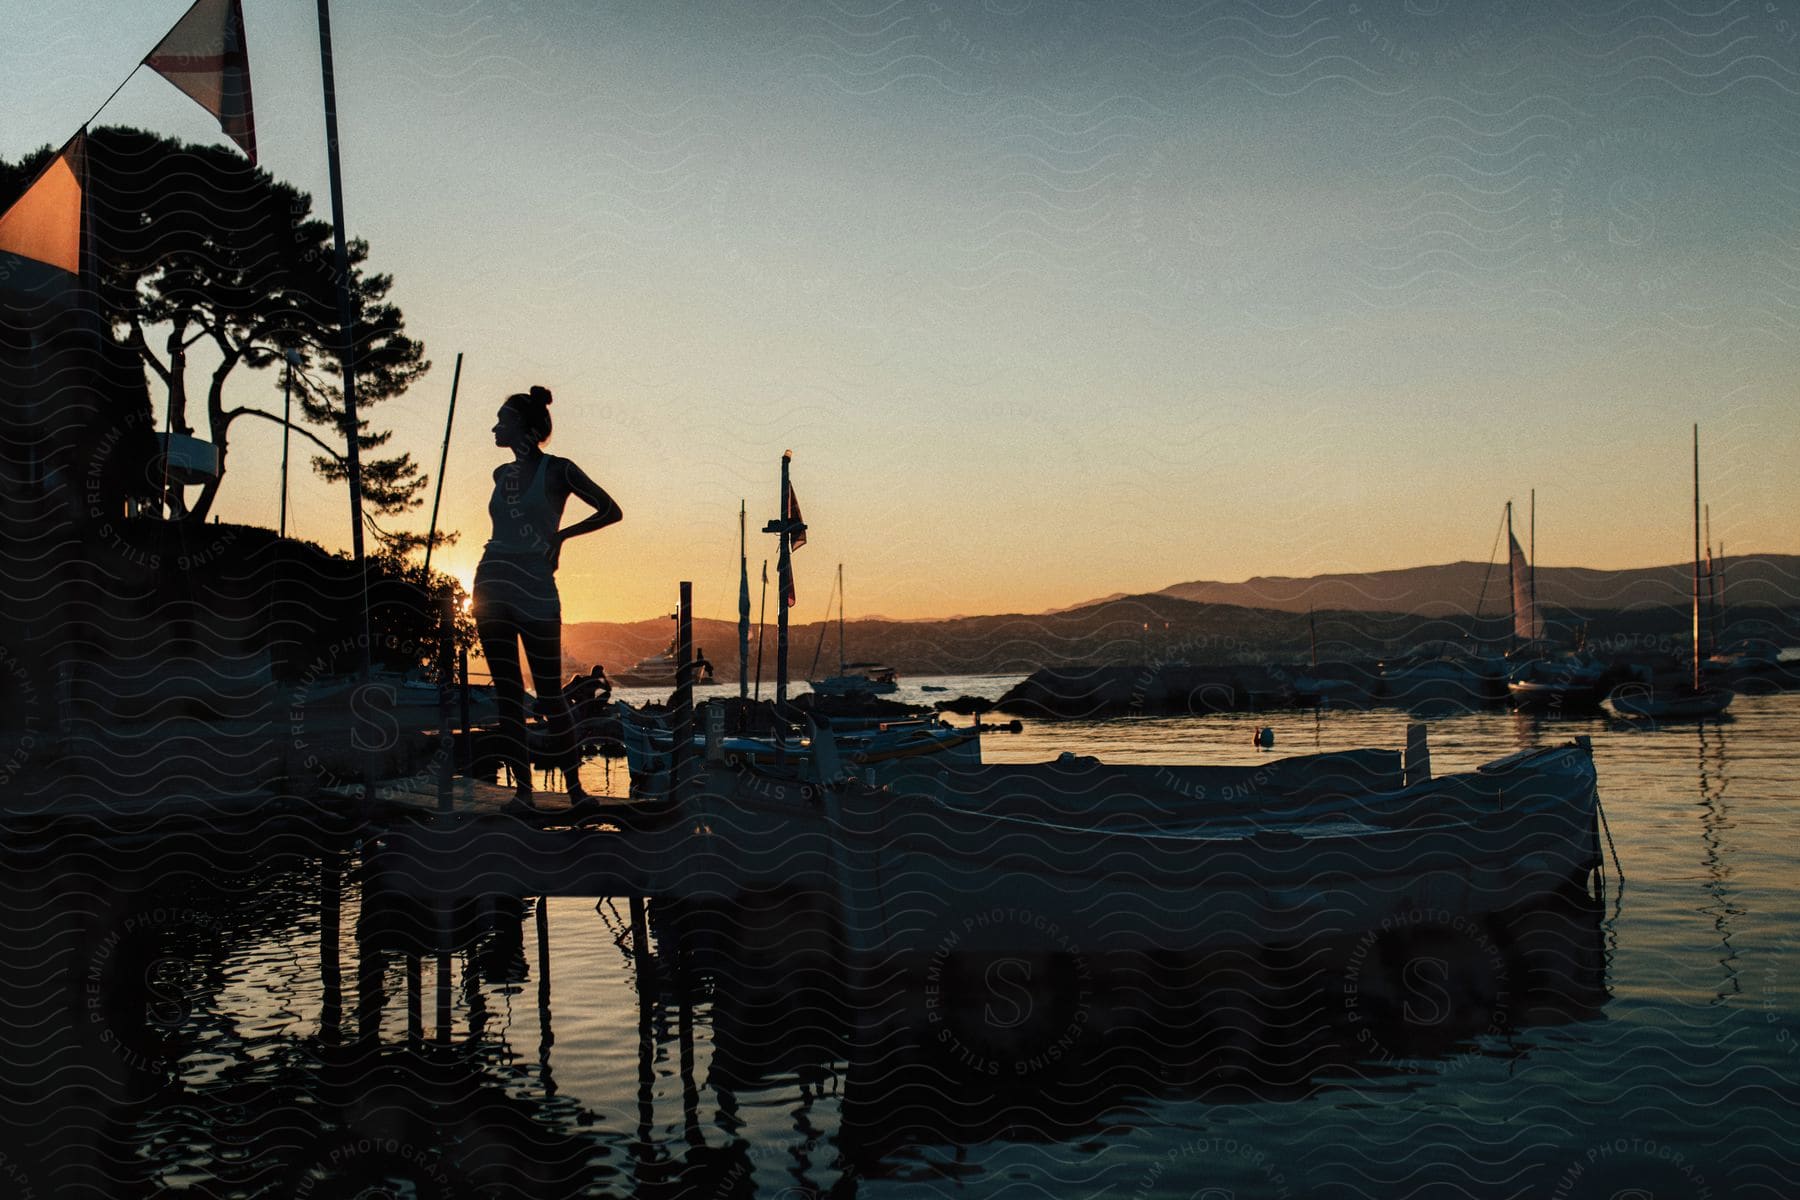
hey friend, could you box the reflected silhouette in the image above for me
[1696,720,1741,1004]
[2,814,1610,1198]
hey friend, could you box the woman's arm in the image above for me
[554,459,623,549]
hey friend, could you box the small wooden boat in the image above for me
[674,730,1602,960]
[616,703,977,795]
[1506,656,1606,711]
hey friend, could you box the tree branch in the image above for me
[126,315,170,384]
[225,407,346,461]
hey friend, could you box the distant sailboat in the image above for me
[1505,492,1605,710]
[810,564,899,697]
[1607,426,1734,721]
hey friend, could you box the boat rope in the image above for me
[1472,505,1507,628]
[1595,788,1625,886]
[806,568,839,682]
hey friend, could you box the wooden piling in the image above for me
[458,646,472,774]
[672,581,694,802]
[434,900,453,1043]
[438,591,456,811]
[629,894,654,987]
[406,954,422,1042]
[320,853,342,1048]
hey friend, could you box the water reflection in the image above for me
[1696,721,1741,1005]
[5,814,1612,1198]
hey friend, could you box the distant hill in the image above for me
[563,596,1800,683]
[1122,554,1800,616]
[560,555,1800,681]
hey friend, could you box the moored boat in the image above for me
[812,662,899,697]
[808,564,899,696]
[1603,426,1735,722]
[616,702,977,795]
[674,729,1603,960]
[613,641,714,688]
[1606,680,1732,720]
[1506,654,1607,711]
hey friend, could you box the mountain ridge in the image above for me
[560,554,1800,681]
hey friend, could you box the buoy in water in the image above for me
[1254,726,1275,749]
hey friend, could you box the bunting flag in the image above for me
[0,130,86,304]
[144,0,257,165]
[1508,531,1537,644]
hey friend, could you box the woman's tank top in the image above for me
[482,453,560,558]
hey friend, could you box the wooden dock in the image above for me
[346,775,694,899]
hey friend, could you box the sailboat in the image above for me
[810,564,899,697]
[1606,426,1734,721]
[1505,492,1606,710]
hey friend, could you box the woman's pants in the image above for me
[472,553,576,787]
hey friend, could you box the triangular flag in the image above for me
[144,0,257,165]
[785,478,806,553]
[0,131,85,276]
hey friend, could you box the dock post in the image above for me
[630,894,655,987]
[1404,722,1431,785]
[458,647,472,773]
[406,954,422,1042]
[672,581,694,803]
[320,853,343,1049]
[434,899,453,1044]
[536,897,551,1039]
[438,591,456,810]
[356,909,383,1043]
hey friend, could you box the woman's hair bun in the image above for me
[529,385,553,406]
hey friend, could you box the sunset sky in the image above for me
[6,1,1797,622]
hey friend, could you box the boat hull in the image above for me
[1605,684,1733,720]
[1506,679,1604,711]
[676,743,1601,960]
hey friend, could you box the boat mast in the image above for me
[1716,538,1726,651]
[1692,424,1702,693]
[1308,604,1319,669]
[1704,504,1719,658]
[1529,488,1538,643]
[838,562,846,676]
[1505,501,1516,654]
[772,453,794,704]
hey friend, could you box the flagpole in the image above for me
[315,0,376,794]
[421,350,463,583]
[776,453,792,705]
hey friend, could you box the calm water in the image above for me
[5,688,1798,1198]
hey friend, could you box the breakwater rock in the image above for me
[995,664,1303,719]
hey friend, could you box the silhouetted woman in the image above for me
[474,385,621,816]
